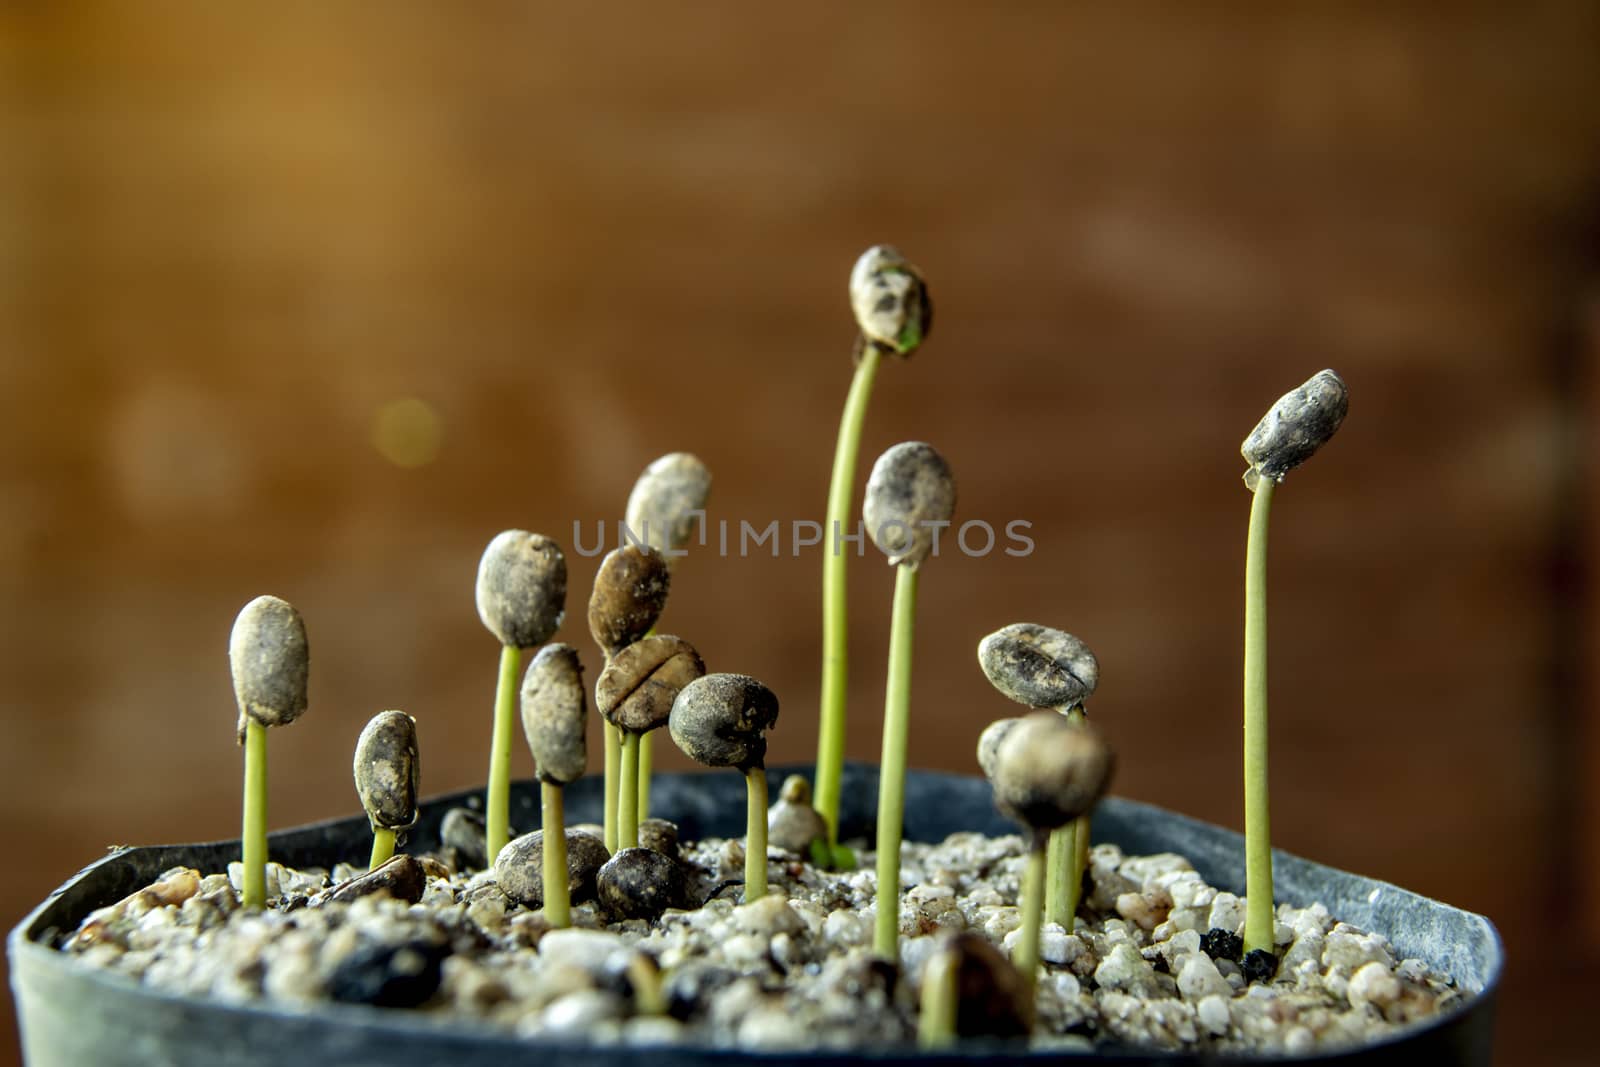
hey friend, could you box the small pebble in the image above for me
[327,937,448,1008]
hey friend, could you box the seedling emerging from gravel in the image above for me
[588,544,671,850]
[1238,369,1347,959]
[228,594,310,911]
[864,440,956,958]
[669,673,780,901]
[597,634,705,849]
[917,931,1032,1048]
[985,710,1115,996]
[978,623,1099,930]
[814,245,931,865]
[624,452,712,823]
[476,530,568,865]
[521,642,588,926]
[353,710,419,870]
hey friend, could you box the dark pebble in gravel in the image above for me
[1242,947,1279,984]
[665,961,738,1022]
[441,808,501,871]
[1201,928,1244,963]
[328,938,448,1007]
[597,847,688,920]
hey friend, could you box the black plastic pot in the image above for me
[10,764,1501,1066]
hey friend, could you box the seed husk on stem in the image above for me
[669,672,779,901]
[521,642,588,926]
[1238,369,1347,957]
[864,441,955,959]
[228,595,310,911]
[596,634,704,849]
[814,246,930,867]
[353,710,419,870]
[476,531,568,866]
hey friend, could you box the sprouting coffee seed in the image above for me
[229,595,309,739]
[588,545,671,659]
[849,245,931,357]
[863,442,956,568]
[976,717,1023,780]
[978,623,1098,710]
[353,710,419,830]
[475,530,568,649]
[989,711,1115,832]
[625,453,712,556]
[521,643,587,785]
[669,673,780,772]
[596,634,705,734]
[1241,369,1348,489]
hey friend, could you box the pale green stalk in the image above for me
[1244,476,1275,954]
[619,732,640,850]
[368,828,395,870]
[873,563,918,958]
[638,731,653,822]
[542,781,570,926]
[1016,841,1047,995]
[917,945,959,1049]
[815,347,883,846]
[241,718,268,910]
[485,644,521,864]
[603,718,620,852]
[1045,822,1075,928]
[745,767,769,902]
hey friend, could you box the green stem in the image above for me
[815,345,883,847]
[241,718,268,911]
[873,562,918,959]
[638,730,653,823]
[1071,812,1090,919]
[1244,475,1275,954]
[486,644,521,865]
[603,717,620,852]
[917,943,959,1049]
[1016,839,1047,996]
[745,767,769,902]
[542,781,570,927]
[619,731,640,850]
[1046,822,1074,929]
[368,827,396,870]
[1060,705,1087,927]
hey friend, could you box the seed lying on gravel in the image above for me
[328,936,449,1008]
[639,818,680,860]
[353,711,419,832]
[324,854,426,906]
[494,830,610,908]
[475,531,568,650]
[849,245,931,358]
[1240,368,1348,489]
[229,594,310,737]
[597,635,706,735]
[767,775,830,856]
[588,545,671,659]
[521,643,588,786]
[978,623,1099,711]
[597,847,689,920]
[440,808,500,872]
[863,441,957,569]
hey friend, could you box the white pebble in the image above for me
[540,990,625,1032]
[1347,961,1402,1009]
[823,909,866,945]
[538,929,627,973]
[1206,893,1245,934]
[1177,954,1232,1001]
[1197,994,1231,1035]
[1283,1025,1315,1054]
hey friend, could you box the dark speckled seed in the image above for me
[588,545,671,659]
[440,808,500,871]
[668,673,780,772]
[1242,947,1279,984]
[977,624,1098,710]
[229,595,309,740]
[597,847,689,920]
[596,635,705,734]
[353,711,419,830]
[521,643,588,785]
[863,442,956,568]
[625,453,712,556]
[325,854,426,905]
[328,937,448,1007]
[989,711,1115,832]
[1201,928,1245,963]
[475,531,568,649]
[848,245,931,358]
[1240,369,1348,488]
[493,829,610,907]
[638,818,679,860]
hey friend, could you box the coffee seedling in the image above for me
[476,530,568,865]
[669,672,780,901]
[623,452,712,823]
[814,246,931,864]
[588,544,671,850]
[863,440,956,958]
[984,710,1114,995]
[596,634,705,849]
[352,710,419,870]
[978,623,1099,930]
[228,594,310,911]
[917,932,1031,1049]
[1239,369,1347,961]
[521,642,588,926]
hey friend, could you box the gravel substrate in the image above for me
[58,828,1467,1055]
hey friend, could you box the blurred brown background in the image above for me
[4,3,1599,1064]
